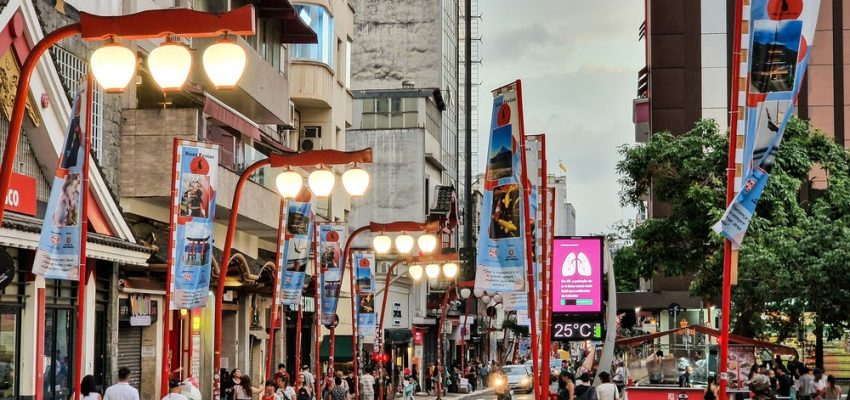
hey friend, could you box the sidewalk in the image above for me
[410,388,494,400]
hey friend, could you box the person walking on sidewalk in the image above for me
[361,367,376,400]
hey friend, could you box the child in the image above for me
[403,375,416,400]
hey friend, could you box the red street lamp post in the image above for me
[435,280,475,400]
[0,7,257,400]
[340,221,442,400]
[212,149,372,400]
[374,253,460,400]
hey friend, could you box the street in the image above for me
[462,391,534,400]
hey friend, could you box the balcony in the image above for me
[290,61,335,108]
[120,108,281,240]
[634,98,650,143]
[191,36,291,126]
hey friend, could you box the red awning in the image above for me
[616,325,797,355]
[203,95,261,140]
[254,0,318,44]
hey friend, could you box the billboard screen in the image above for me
[551,237,603,314]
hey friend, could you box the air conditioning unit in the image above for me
[300,126,322,151]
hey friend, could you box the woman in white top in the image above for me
[80,375,102,400]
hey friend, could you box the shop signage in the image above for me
[119,296,158,325]
[392,302,402,327]
[6,172,36,216]
[413,329,424,345]
[551,236,604,315]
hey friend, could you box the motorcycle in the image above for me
[491,372,513,400]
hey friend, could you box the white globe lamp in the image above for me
[342,167,370,196]
[276,170,303,198]
[203,37,247,89]
[148,41,192,91]
[308,169,335,197]
[90,43,136,93]
[372,235,392,254]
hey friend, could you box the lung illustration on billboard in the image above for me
[562,252,592,277]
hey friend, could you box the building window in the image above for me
[345,39,352,88]
[51,47,104,164]
[291,4,334,66]
[361,98,419,130]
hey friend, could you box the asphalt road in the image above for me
[463,390,536,400]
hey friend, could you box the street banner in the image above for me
[715,0,821,247]
[33,88,88,279]
[319,223,347,327]
[279,191,314,305]
[354,251,376,338]
[713,168,769,248]
[168,140,219,309]
[474,81,530,294]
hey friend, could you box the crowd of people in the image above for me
[739,356,844,400]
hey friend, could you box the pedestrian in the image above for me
[221,369,235,400]
[613,361,627,389]
[275,364,290,384]
[774,355,785,372]
[478,362,488,390]
[748,374,775,400]
[301,365,315,388]
[162,380,189,400]
[678,366,693,388]
[334,371,348,393]
[787,354,802,379]
[557,373,575,400]
[760,349,773,370]
[704,375,718,400]
[277,376,295,400]
[296,374,312,400]
[573,373,591,398]
[330,377,350,400]
[775,367,793,397]
[262,380,281,400]
[104,367,140,400]
[797,367,817,400]
[824,375,842,400]
[79,374,101,400]
[595,371,619,400]
[403,376,416,400]
[360,367,376,400]
[814,368,828,397]
[424,364,433,394]
[345,370,355,396]
[227,369,243,400]
[234,375,262,400]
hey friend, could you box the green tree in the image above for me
[614,118,850,351]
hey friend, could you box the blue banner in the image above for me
[474,81,529,293]
[716,0,821,247]
[33,89,88,280]
[714,168,769,247]
[354,252,376,338]
[319,223,346,327]
[169,141,219,310]
[280,195,314,305]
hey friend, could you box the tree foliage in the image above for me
[614,118,850,338]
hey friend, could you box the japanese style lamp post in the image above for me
[374,252,459,400]
[211,149,372,400]
[0,6,259,400]
[339,221,442,400]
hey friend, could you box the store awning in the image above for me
[253,0,318,44]
[615,325,797,355]
[320,335,353,362]
[385,329,412,343]
[204,94,261,140]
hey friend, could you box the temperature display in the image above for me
[551,321,604,341]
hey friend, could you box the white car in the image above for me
[502,365,533,393]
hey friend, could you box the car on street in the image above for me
[524,359,566,380]
[502,365,534,393]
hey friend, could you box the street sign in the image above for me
[668,303,682,316]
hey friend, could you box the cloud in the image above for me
[475,0,643,234]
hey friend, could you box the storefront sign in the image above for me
[168,140,219,310]
[474,81,530,294]
[33,89,89,280]
[6,172,36,216]
[413,329,424,345]
[119,296,158,324]
[551,237,604,315]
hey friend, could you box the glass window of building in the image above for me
[291,4,334,66]
[361,97,419,130]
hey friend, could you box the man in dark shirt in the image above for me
[775,367,793,397]
[678,367,693,388]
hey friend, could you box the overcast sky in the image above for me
[475,0,643,235]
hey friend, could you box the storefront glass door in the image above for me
[44,308,73,400]
[0,309,19,400]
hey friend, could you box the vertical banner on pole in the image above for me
[714,0,821,248]
[354,252,376,338]
[474,81,529,293]
[319,223,347,327]
[280,190,313,305]
[33,88,88,280]
[168,140,219,310]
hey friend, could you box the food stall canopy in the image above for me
[616,325,796,355]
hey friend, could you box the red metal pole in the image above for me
[72,73,94,400]
[0,24,80,225]
[213,159,270,400]
[267,199,287,380]
[161,135,181,396]
[516,81,541,400]
[35,286,46,400]
[295,304,303,388]
[720,1,744,398]
[314,224,322,395]
[342,226,370,400]
[436,283,456,400]
[377,260,402,400]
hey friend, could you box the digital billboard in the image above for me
[551,237,604,314]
